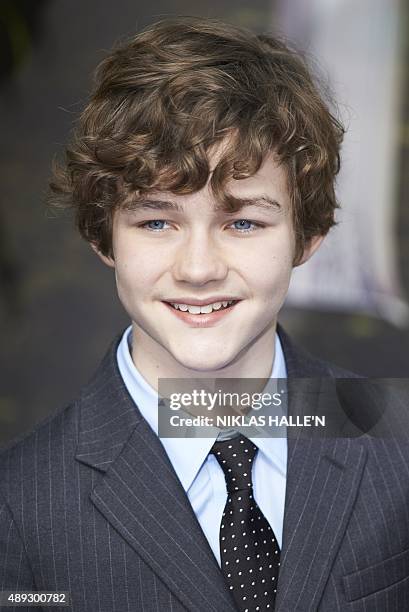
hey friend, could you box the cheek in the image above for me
[113,257,146,313]
[261,260,293,305]
[239,235,294,293]
[252,261,294,319]
[115,242,162,288]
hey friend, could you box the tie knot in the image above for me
[210,434,258,494]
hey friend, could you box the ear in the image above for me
[91,243,115,268]
[294,234,325,267]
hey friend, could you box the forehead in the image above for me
[130,152,290,214]
[208,141,289,193]
[225,152,289,200]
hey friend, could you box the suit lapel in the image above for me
[275,433,367,611]
[75,337,236,612]
[275,327,368,611]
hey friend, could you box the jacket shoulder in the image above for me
[0,401,80,498]
[296,347,362,379]
[277,325,362,379]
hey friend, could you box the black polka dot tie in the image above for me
[211,434,280,611]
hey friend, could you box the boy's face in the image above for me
[98,149,322,375]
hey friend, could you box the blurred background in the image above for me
[0,0,408,447]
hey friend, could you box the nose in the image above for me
[172,229,228,285]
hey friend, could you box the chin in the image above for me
[174,351,237,374]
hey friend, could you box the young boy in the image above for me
[1,16,408,612]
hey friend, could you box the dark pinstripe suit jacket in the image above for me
[1,328,409,611]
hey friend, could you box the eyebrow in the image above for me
[126,196,282,213]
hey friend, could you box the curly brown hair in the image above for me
[49,16,344,264]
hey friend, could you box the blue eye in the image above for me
[142,220,168,231]
[232,219,259,232]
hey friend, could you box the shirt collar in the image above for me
[117,325,287,492]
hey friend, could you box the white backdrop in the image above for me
[275,0,408,324]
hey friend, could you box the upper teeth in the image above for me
[170,300,236,314]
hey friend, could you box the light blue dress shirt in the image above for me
[117,325,287,566]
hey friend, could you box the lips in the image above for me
[163,296,242,307]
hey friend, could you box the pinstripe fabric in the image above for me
[1,327,409,611]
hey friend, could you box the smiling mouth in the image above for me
[162,300,241,325]
[166,300,239,315]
